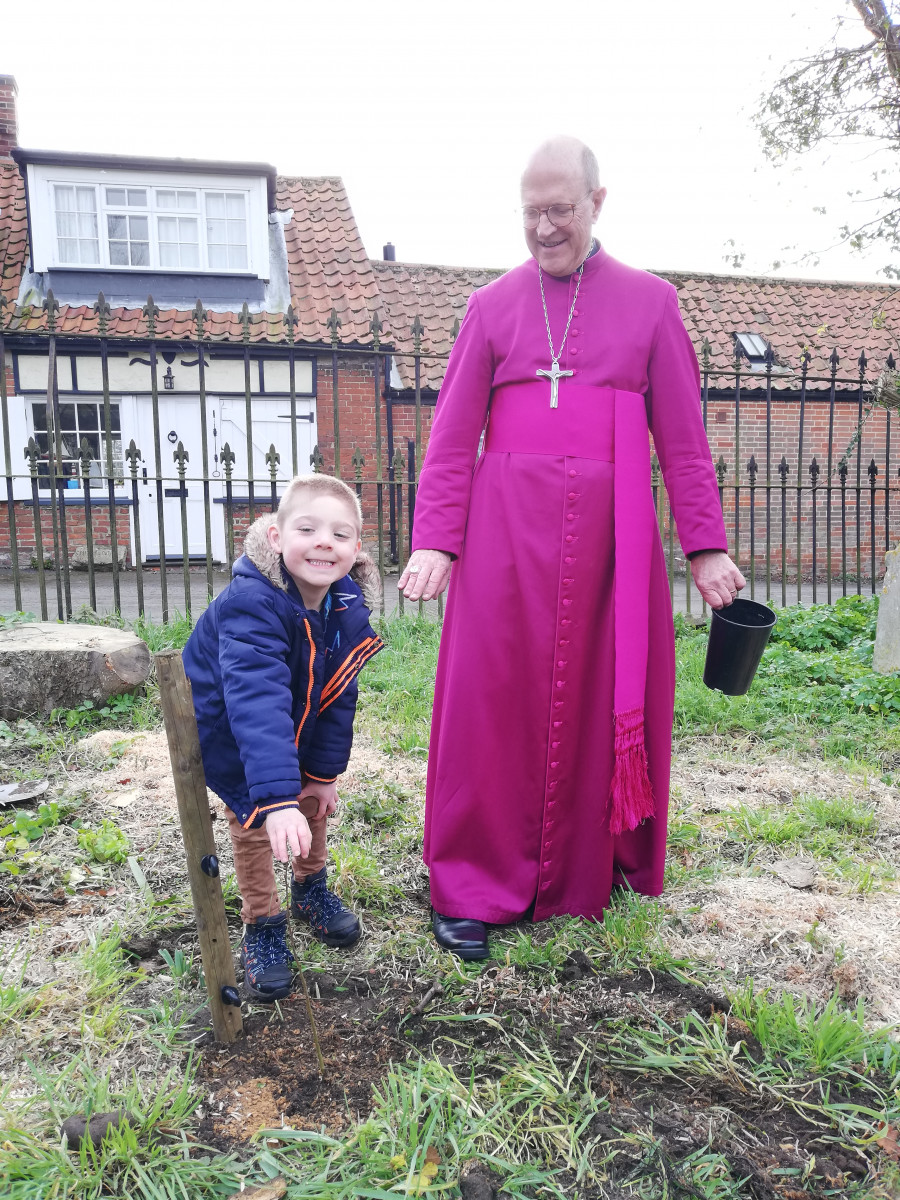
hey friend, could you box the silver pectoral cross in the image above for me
[536,359,574,409]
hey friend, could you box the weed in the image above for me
[77,819,130,865]
[0,802,63,875]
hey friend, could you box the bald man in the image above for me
[400,137,743,959]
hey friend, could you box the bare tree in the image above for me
[757,1,900,270]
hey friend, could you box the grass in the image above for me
[674,596,900,774]
[1,597,899,1197]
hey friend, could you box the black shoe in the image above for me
[240,912,295,1002]
[432,909,489,960]
[291,867,361,948]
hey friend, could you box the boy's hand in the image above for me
[301,778,339,819]
[266,807,312,862]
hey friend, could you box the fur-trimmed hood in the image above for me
[241,514,382,611]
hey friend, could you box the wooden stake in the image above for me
[155,649,243,1043]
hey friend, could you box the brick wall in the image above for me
[0,75,18,159]
[0,501,133,565]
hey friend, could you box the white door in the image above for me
[136,394,226,561]
[218,395,316,501]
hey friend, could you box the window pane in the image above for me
[180,242,199,268]
[157,190,176,208]
[180,216,198,243]
[35,432,49,455]
[80,239,100,264]
[159,242,178,268]
[56,212,76,237]
[130,215,148,239]
[110,405,121,433]
[177,190,197,209]
[55,185,74,212]
[131,241,149,266]
[58,238,78,262]
[107,214,127,239]
[78,212,98,238]
[226,193,245,217]
[61,433,78,459]
[76,187,96,213]
[208,244,227,269]
[158,215,178,241]
[106,188,126,206]
[127,189,147,206]
[227,219,246,246]
[229,245,247,269]
[31,405,46,431]
[206,218,226,244]
[206,192,225,218]
[109,241,129,265]
[82,432,101,458]
[77,404,99,430]
[59,404,75,428]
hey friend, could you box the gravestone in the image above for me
[0,623,150,720]
[874,547,900,674]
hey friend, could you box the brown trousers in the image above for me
[227,797,327,923]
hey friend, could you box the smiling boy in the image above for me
[183,474,383,1001]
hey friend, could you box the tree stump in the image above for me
[0,622,150,720]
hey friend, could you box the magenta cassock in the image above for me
[411,248,727,924]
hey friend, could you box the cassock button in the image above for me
[543,861,551,869]
[568,492,578,499]
[571,329,579,337]
[552,720,562,727]
[562,599,572,606]
[541,882,550,890]
[571,348,578,355]
[553,700,563,708]
[551,740,560,748]
[566,514,576,521]
[544,840,551,849]
[565,535,574,543]
[568,470,577,477]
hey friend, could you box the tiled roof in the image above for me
[662,270,900,390]
[0,162,26,323]
[0,163,380,346]
[372,261,505,388]
[372,257,900,392]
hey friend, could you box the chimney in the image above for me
[383,242,396,261]
[0,75,18,158]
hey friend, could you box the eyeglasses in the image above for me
[522,193,591,230]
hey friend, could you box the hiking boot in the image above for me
[240,912,295,1002]
[291,867,361,948]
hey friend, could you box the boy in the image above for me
[182,474,383,1001]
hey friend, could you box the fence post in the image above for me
[95,293,121,614]
[155,649,243,1044]
[126,440,145,617]
[0,298,23,612]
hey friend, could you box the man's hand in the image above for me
[690,550,746,610]
[398,549,452,601]
[266,807,312,863]
[301,778,339,819]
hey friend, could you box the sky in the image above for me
[4,0,898,282]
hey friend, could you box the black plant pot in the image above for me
[703,597,776,696]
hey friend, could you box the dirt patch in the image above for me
[194,979,407,1147]
[192,968,876,1196]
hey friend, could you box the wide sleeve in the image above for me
[645,288,727,557]
[411,291,495,557]
[218,590,304,809]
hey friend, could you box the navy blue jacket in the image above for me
[182,523,383,829]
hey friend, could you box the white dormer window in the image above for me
[30,163,267,278]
